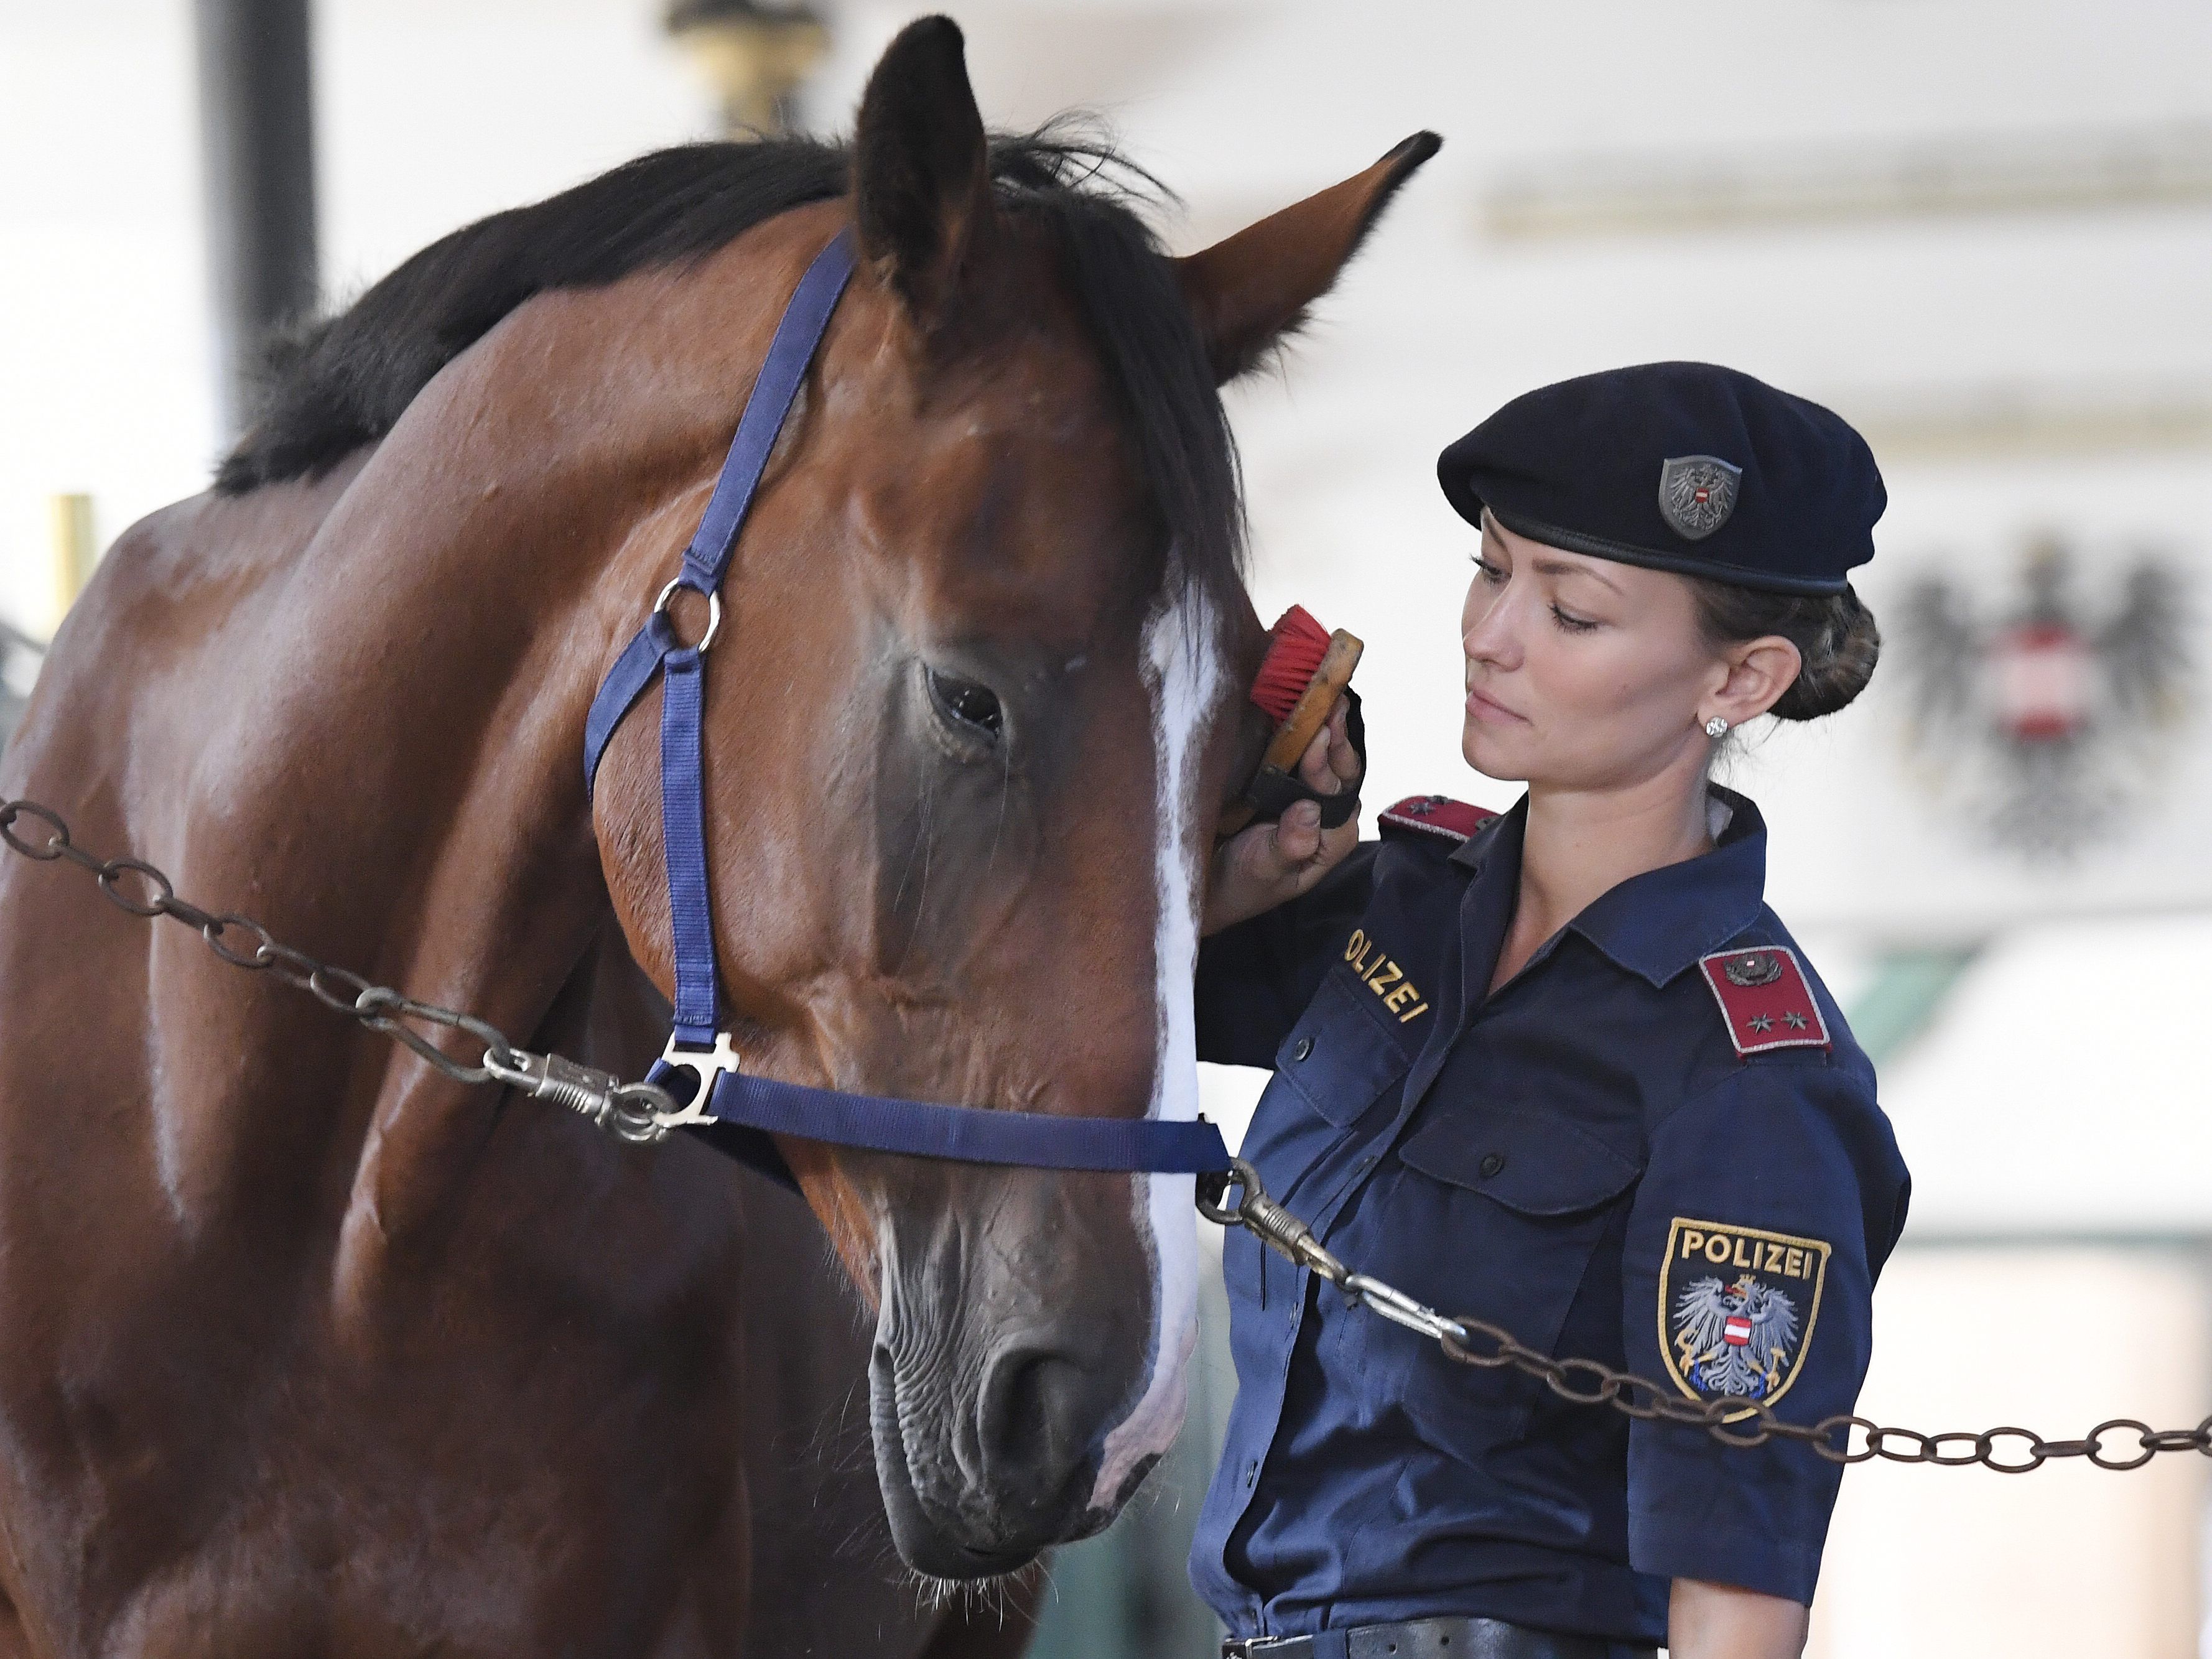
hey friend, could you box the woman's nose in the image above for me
[1462,585,1521,669]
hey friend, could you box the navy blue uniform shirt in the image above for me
[1187,789,1910,1647]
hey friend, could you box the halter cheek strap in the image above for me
[581,227,1229,1187]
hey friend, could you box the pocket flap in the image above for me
[1397,1107,1639,1216]
[1273,974,1415,1128]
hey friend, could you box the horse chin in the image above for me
[868,1342,1113,1579]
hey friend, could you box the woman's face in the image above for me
[1460,512,1731,791]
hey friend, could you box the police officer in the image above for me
[1190,363,1911,1659]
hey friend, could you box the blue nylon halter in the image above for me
[581,228,1229,1187]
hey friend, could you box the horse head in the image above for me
[586,17,1436,1578]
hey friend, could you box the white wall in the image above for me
[0,0,717,636]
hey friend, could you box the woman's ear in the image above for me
[1173,132,1440,384]
[1713,636,1805,725]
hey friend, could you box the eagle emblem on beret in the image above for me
[1657,455,1743,541]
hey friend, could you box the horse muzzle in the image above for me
[868,1311,1136,1576]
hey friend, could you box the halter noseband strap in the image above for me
[581,227,1229,1187]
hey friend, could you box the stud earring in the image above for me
[1704,715,1730,738]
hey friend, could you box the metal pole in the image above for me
[49,495,96,633]
[194,0,318,441]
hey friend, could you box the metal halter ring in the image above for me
[653,579,722,655]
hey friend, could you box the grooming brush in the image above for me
[1218,606,1364,839]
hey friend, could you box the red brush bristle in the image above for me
[1250,605,1332,723]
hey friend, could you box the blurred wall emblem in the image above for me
[1895,541,2191,858]
[1657,454,1742,541]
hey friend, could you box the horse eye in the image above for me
[926,668,1003,738]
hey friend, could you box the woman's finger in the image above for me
[1325,698,1360,786]
[1299,696,1351,792]
[1270,799,1323,867]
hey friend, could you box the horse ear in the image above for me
[852,16,992,328]
[1175,132,1442,384]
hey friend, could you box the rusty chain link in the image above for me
[0,796,681,1143]
[1198,1156,2212,1474]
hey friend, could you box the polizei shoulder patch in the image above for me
[1660,1218,1830,1408]
[1697,946,1831,1056]
[1378,794,1497,845]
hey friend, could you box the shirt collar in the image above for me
[1449,784,1770,988]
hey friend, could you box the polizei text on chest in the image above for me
[1343,929,1430,1024]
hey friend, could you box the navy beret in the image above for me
[1436,362,1884,595]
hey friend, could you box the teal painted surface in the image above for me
[1845,947,1979,1064]
[1028,1255,1235,1659]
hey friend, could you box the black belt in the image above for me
[1223,1615,1655,1659]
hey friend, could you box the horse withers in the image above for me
[0,17,1434,1653]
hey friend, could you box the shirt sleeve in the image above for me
[1194,840,1380,1067]
[1621,1058,1908,1605]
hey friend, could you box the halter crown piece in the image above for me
[582,228,1230,1188]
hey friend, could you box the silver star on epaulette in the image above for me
[1782,1011,1810,1030]
[1747,1014,1774,1034]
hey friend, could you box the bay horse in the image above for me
[0,17,1434,1654]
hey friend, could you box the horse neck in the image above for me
[169,337,712,1240]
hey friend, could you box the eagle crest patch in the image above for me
[1659,1218,1830,1410]
[1657,455,1743,541]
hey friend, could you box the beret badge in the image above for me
[1658,454,1744,542]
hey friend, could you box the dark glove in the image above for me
[1240,688,1366,829]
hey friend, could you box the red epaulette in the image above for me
[1378,794,1499,846]
[1697,947,1832,1057]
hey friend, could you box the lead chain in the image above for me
[1198,1157,2212,1473]
[0,796,679,1142]
[16,791,2212,1473]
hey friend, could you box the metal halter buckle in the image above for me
[654,1031,741,1128]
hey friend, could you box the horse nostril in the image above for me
[977,1345,1088,1473]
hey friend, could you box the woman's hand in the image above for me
[1202,696,1362,937]
[1666,1578,1809,1659]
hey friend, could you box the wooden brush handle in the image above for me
[1217,630,1364,839]
[1262,630,1362,774]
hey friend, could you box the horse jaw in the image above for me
[1086,579,1223,1516]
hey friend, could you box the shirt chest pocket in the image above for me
[1223,974,1417,1320]
[1339,1106,1641,1439]
[1268,970,1417,1132]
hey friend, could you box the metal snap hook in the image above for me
[653,578,722,654]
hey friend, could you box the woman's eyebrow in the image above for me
[1531,555,1622,594]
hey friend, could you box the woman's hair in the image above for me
[1689,580,1880,721]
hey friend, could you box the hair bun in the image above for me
[1693,580,1880,723]
[1770,585,1880,720]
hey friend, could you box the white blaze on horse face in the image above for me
[1090,583,1221,1514]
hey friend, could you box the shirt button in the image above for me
[1357,1155,1377,1171]
[1479,1152,1505,1178]
[1244,1461,1258,1487]
[1291,1037,1313,1062]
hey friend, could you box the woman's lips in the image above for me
[1464,684,1526,725]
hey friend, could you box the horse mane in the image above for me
[215,131,1242,590]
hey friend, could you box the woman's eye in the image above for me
[1472,556,1508,585]
[1550,604,1599,634]
[926,668,1004,738]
